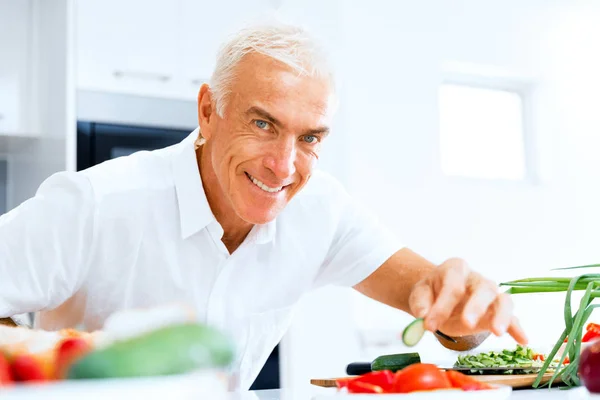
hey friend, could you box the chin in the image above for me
[237,205,281,225]
[243,212,278,225]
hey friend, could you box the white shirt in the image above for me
[0,129,401,389]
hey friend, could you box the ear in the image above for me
[197,83,215,140]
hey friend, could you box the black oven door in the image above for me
[77,121,192,171]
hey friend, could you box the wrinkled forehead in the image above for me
[230,53,336,125]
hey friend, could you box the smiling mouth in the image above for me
[245,172,285,193]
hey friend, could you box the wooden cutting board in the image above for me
[311,373,562,389]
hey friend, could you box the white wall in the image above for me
[285,0,600,390]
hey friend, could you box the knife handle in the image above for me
[346,362,372,375]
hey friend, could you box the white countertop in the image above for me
[240,387,596,400]
[1,380,596,399]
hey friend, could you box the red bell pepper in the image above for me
[336,370,394,392]
[354,370,394,391]
[335,377,353,389]
[582,330,600,343]
[446,370,492,391]
[347,380,384,394]
[587,323,600,333]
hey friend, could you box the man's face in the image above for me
[200,53,334,225]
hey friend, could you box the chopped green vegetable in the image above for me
[454,345,543,375]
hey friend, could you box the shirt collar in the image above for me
[171,128,277,243]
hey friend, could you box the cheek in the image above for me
[296,152,317,178]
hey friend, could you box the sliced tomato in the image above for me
[347,381,384,394]
[446,370,492,391]
[392,363,451,393]
[533,353,546,362]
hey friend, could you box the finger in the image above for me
[461,280,498,329]
[488,293,513,337]
[425,264,469,331]
[409,280,434,319]
[507,316,529,345]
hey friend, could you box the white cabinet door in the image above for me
[178,0,274,101]
[0,0,34,136]
[75,0,182,99]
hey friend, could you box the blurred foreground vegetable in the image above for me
[0,352,13,385]
[68,323,234,379]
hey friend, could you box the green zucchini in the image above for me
[68,323,234,379]
[402,318,426,347]
[371,352,421,372]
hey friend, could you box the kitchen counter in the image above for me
[233,387,595,399]
[1,385,595,399]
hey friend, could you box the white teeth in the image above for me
[248,174,283,193]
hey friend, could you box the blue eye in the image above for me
[303,135,318,144]
[255,120,270,130]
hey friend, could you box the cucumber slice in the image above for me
[402,318,426,347]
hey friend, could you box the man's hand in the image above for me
[408,258,528,345]
[354,248,528,350]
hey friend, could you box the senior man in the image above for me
[0,23,526,389]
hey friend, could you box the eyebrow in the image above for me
[246,106,330,137]
[246,106,283,128]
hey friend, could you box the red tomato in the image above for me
[392,363,451,393]
[11,354,47,382]
[445,370,492,391]
[55,338,92,379]
[0,353,14,385]
[347,380,384,394]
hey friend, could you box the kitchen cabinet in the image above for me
[0,0,38,137]
[75,0,274,101]
[74,0,342,102]
[178,0,272,99]
[75,0,182,99]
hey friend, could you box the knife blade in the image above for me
[347,361,546,376]
[441,366,548,374]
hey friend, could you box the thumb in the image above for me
[409,281,434,320]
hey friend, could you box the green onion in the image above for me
[500,266,600,389]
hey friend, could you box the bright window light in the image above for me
[439,83,527,180]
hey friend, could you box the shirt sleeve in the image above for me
[313,186,404,288]
[0,171,96,317]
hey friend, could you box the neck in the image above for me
[197,144,252,253]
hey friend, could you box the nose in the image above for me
[263,137,296,181]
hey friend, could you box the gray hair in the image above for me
[209,21,335,117]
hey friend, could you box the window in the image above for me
[438,83,527,180]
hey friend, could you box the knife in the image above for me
[346,362,545,376]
